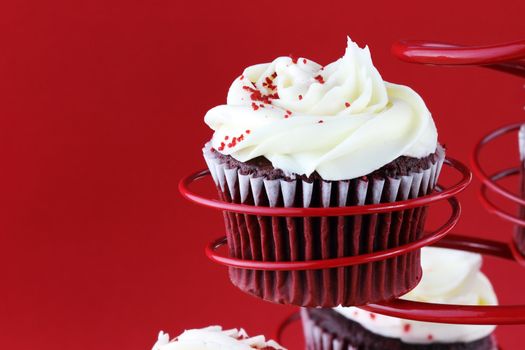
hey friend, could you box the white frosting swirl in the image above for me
[334,247,498,344]
[152,326,285,350]
[204,37,438,181]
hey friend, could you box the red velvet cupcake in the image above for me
[202,37,444,307]
[301,247,498,350]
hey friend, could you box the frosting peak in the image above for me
[230,38,388,116]
[205,37,438,181]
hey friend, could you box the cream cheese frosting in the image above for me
[151,326,285,350]
[204,37,438,181]
[334,247,498,344]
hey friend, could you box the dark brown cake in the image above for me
[209,147,441,182]
[302,308,497,350]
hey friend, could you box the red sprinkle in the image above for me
[303,58,307,64]
[314,75,325,84]
[246,129,251,134]
[291,56,298,64]
[242,86,277,104]
[369,313,376,320]
[262,76,277,90]
[298,95,303,100]
[318,120,324,124]
[251,102,259,110]
[403,324,411,333]
[221,133,247,149]
[286,110,292,115]
[345,102,351,107]
[229,136,238,148]
[224,136,229,140]
[284,115,290,118]
[264,77,274,89]
[427,334,433,341]
[271,72,277,78]
[240,75,244,80]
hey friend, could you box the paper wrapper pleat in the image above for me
[515,124,525,256]
[203,144,445,307]
[301,309,353,350]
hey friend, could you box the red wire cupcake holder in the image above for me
[472,124,525,217]
[181,156,469,307]
[180,159,469,218]
[471,123,525,264]
[180,157,472,304]
[180,158,470,270]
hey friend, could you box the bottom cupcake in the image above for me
[152,325,285,350]
[301,247,498,350]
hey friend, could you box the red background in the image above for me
[1,1,525,349]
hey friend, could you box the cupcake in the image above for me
[301,247,498,350]
[203,37,444,306]
[151,326,285,350]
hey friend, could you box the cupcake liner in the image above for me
[300,308,498,350]
[203,144,445,307]
[515,124,525,256]
[301,309,339,350]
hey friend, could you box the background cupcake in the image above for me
[301,247,498,350]
[203,37,444,307]
[151,326,285,350]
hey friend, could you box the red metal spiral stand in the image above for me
[179,38,525,348]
